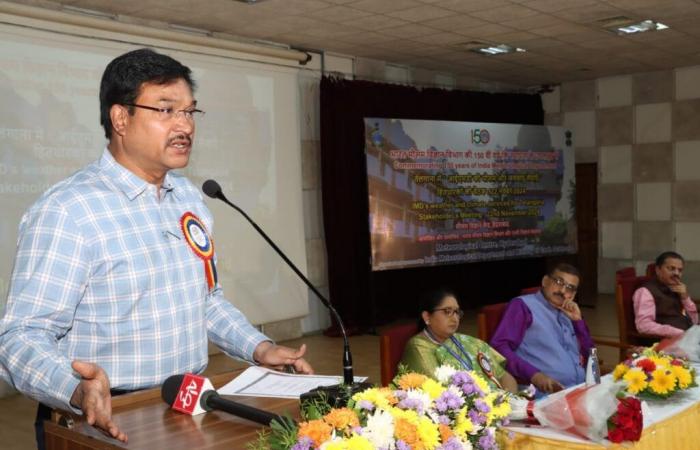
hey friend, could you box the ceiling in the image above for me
[15,0,700,88]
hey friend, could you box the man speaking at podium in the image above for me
[0,48,313,448]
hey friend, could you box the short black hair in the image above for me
[417,288,458,330]
[99,48,196,139]
[655,251,684,267]
[547,262,580,280]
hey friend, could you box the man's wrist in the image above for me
[252,340,274,364]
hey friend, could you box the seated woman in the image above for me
[400,288,517,393]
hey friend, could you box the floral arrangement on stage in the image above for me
[612,349,697,399]
[509,382,643,444]
[248,365,511,450]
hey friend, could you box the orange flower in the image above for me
[395,417,422,449]
[298,419,332,448]
[378,387,399,405]
[397,373,428,390]
[324,407,360,431]
[439,423,453,443]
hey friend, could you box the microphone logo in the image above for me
[171,373,214,415]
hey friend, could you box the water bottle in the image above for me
[585,347,601,385]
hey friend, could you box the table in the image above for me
[44,371,300,450]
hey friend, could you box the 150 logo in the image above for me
[470,129,490,145]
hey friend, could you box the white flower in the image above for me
[447,384,465,400]
[459,438,473,450]
[405,389,432,413]
[434,365,457,384]
[363,409,395,449]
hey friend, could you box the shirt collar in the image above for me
[99,149,181,201]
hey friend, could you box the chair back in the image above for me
[519,286,540,295]
[379,322,419,386]
[615,267,636,282]
[615,275,653,347]
[645,263,655,278]
[476,302,509,342]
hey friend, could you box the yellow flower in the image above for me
[352,388,391,409]
[453,407,474,437]
[324,441,347,450]
[346,435,374,450]
[486,393,511,422]
[324,407,360,432]
[420,378,445,400]
[671,365,693,389]
[397,373,428,390]
[470,371,491,395]
[649,369,677,395]
[391,407,420,426]
[417,417,440,450]
[612,363,629,380]
[623,368,648,395]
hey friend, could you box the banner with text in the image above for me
[365,118,576,271]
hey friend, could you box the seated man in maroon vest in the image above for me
[633,251,698,338]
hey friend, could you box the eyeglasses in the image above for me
[433,308,464,318]
[549,275,578,294]
[123,103,205,121]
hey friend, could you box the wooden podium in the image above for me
[44,371,300,450]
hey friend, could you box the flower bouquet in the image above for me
[248,365,512,450]
[508,382,643,443]
[612,349,697,399]
[654,325,700,362]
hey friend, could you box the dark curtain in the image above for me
[320,77,549,333]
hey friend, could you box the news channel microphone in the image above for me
[161,373,284,426]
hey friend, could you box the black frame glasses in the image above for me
[432,307,464,318]
[549,275,578,293]
[123,103,205,121]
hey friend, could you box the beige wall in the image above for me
[542,66,700,296]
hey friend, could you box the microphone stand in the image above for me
[202,180,372,407]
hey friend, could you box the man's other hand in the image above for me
[253,342,314,374]
[70,361,127,443]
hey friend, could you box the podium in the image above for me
[44,371,300,450]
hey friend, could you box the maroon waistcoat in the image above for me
[643,278,693,331]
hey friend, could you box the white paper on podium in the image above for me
[217,366,368,399]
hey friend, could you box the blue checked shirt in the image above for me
[0,149,269,411]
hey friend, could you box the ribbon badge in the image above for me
[180,212,217,291]
[477,352,502,388]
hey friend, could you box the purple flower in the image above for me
[461,381,479,396]
[357,400,375,411]
[450,371,474,386]
[396,440,411,450]
[398,397,424,414]
[475,399,491,414]
[435,390,464,413]
[290,436,314,450]
[468,409,486,426]
[393,389,407,400]
[478,429,497,450]
[437,436,465,450]
[437,414,451,425]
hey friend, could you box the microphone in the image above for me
[202,179,371,406]
[162,373,285,426]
